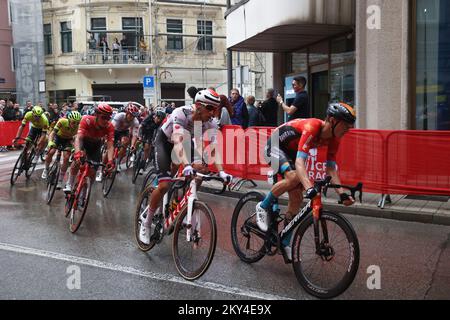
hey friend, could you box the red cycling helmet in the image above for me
[96,103,113,116]
[126,104,140,117]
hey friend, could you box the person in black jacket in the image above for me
[260,89,278,127]
[140,110,166,164]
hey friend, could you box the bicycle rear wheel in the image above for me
[291,211,360,299]
[46,163,60,205]
[10,152,25,186]
[126,148,133,169]
[230,192,267,264]
[172,201,217,281]
[132,150,143,184]
[69,176,92,233]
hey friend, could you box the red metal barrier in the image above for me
[214,127,450,196]
[0,121,29,146]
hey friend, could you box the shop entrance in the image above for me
[311,68,329,120]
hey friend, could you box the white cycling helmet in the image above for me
[195,89,221,108]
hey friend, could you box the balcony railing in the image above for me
[75,48,151,65]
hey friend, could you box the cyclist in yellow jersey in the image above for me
[42,111,82,189]
[13,106,49,163]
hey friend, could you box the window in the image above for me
[197,20,213,51]
[122,17,143,48]
[91,18,106,43]
[60,21,72,53]
[44,24,52,55]
[167,19,183,50]
[291,50,308,73]
[415,0,450,130]
[10,47,16,72]
[7,0,12,25]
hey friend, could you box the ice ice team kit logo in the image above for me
[305,148,331,180]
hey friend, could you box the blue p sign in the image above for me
[143,76,154,88]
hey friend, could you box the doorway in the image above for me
[311,70,329,120]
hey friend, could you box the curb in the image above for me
[199,186,450,227]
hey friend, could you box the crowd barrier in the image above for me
[0,121,29,146]
[212,126,450,196]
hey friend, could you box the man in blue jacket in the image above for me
[229,88,249,129]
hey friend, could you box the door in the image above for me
[311,70,329,120]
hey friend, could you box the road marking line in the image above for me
[0,242,294,300]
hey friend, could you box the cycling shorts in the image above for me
[114,130,129,145]
[264,138,296,176]
[53,136,73,151]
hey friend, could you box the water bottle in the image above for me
[267,170,274,185]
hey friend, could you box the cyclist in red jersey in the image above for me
[255,102,357,234]
[63,104,115,193]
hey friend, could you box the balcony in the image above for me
[74,48,151,67]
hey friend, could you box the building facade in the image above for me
[226,0,450,130]
[40,0,266,107]
[0,0,16,99]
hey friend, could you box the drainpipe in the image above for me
[226,0,232,95]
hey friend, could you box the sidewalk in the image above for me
[200,179,450,226]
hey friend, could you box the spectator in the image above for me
[171,102,176,109]
[112,38,121,64]
[99,36,109,64]
[13,103,23,120]
[71,102,79,111]
[213,95,233,128]
[261,88,279,127]
[60,103,69,118]
[0,109,4,122]
[165,102,174,115]
[247,95,266,127]
[139,37,148,62]
[187,86,199,100]
[24,101,33,114]
[229,88,249,129]
[2,101,16,121]
[277,76,310,121]
[87,34,97,63]
[120,34,129,64]
[0,99,5,111]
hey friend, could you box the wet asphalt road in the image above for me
[0,154,449,300]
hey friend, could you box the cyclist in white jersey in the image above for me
[139,89,233,244]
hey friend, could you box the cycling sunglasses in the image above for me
[197,102,216,111]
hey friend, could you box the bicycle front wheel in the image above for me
[102,162,118,198]
[132,151,143,184]
[291,211,360,299]
[69,177,92,233]
[25,149,37,179]
[10,152,25,186]
[46,163,60,205]
[141,168,157,193]
[172,201,217,281]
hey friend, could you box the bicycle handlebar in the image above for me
[318,176,364,204]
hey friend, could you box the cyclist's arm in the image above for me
[48,126,57,143]
[295,157,313,190]
[172,132,191,166]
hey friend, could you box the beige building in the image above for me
[41,0,268,107]
[226,0,450,130]
[0,0,15,99]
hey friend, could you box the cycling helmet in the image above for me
[126,104,140,117]
[96,103,113,116]
[32,106,44,117]
[327,102,356,125]
[195,89,221,108]
[155,111,166,120]
[67,111,82,122]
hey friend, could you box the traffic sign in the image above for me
[143,76,155,88]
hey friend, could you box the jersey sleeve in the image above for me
[105,123,115,143]
[171,108,187,137]
[77,117,89,137]
[22,112,32,125]
[296,120,322,160]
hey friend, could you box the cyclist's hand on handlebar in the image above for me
[74,150,85,164]
[105,160,115,173]
[340,193,355,206]
[219,171,233,184]
[182,165,195,177]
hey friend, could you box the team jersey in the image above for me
[276,118,340,163]
[78,115,114,144]
[161,105,218,144]
[22,111,49,130]
[53,118,79,139]
[112,112,139,136]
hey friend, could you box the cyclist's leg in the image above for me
[84,140,102,180]
[287,184,304,220]
[37,131,47,155]
[45,140,57,170]
[119,134,130,159]
[59,140,73,185]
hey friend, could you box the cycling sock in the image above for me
[144,208,156,228]
[261,192,276,210]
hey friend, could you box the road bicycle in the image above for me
[46,145,71,205]
[134,169,226,280]
[231,176,362,299]
[132,141,147,184]
[102,141,125,198]
[64,159,104,233]
[10,136,41,185]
